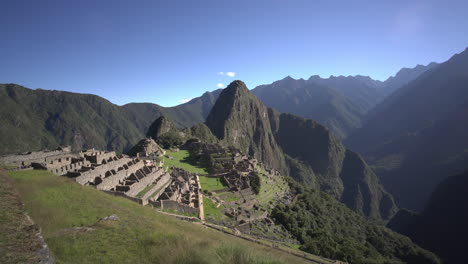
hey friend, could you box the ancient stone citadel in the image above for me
[0,137,291,229]
[0,146,202,216]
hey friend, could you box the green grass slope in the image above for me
[6,170,310,264]
[0,170,45,263]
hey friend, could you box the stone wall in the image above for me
[83,151,116,164]
[48,160,91,176]
[75,157,133,185]
[126,169,164,197]
[141,173,172,204]
[0,149,72,166]
[160,200,199,215]
[96,160,146,191]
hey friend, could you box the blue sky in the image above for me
[1,0,467,106]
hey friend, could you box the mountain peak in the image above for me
[224,80,249,94]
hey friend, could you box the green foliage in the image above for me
[156,132,185,149]
[6,170,309,264]
[271,189,441,264]
[249,173,261,195]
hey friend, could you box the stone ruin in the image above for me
[181,142,292,233]
[0,147,72,167]
[1,147,201,218]
[126,137,165,158]
[151,168,202,216]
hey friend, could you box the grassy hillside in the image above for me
[6,169,309,264]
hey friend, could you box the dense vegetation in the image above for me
[271,182,440,264]
[249,173,261,195]
[5,169,308,264]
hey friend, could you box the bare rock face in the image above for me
[100,214,119,222]
[205,80,397,221]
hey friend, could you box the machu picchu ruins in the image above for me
[0,140,292,234]
[0,145,203,218]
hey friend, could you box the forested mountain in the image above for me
[387,170,468,264]
[205,80,397,221]
[0,83,220,155]
[347,47,468,210]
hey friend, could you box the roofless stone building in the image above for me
[0,147,201,217]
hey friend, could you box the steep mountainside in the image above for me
[346,47,468,210]
[205,81,397,221]
[272,184,440,264]
[0,84,220,155]
[387,170,468,264]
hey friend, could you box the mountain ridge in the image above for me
[0,83,220,155]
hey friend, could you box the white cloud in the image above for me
[226,72,236,77]
[217,83,225,88]
[218,72,224,75]
[178,98,193,104]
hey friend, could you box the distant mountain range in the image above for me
[251,63,437,138]
[347,47,468,210]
